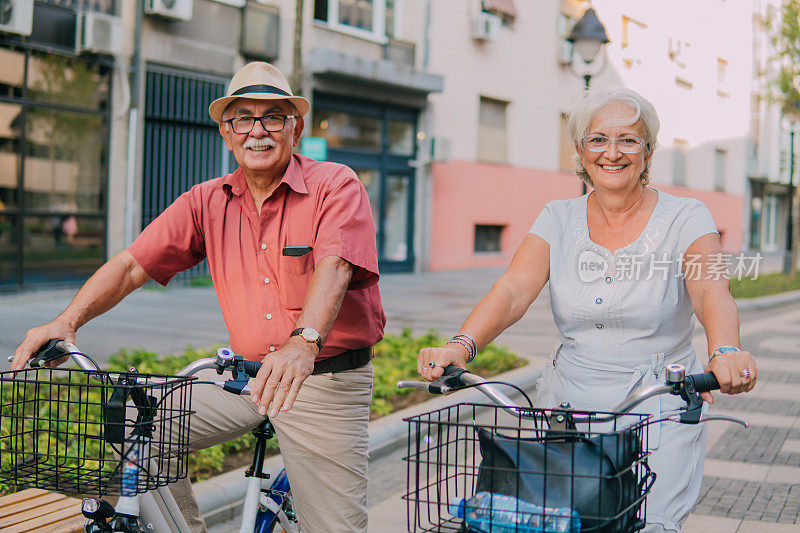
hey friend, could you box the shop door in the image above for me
[311,93,417,272]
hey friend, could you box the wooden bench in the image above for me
[0,488,84,533]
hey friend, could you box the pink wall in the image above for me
[656,185,745,252]
[428,161,745,271]
[428,161,581,271]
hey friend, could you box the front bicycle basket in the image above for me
[0,367,194,497]
[403,403,654,533]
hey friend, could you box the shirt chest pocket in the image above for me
[278,250,314,310]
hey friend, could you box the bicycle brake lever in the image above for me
[700,414,750,428]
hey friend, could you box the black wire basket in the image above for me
[0,367,195,497]
[404,403,655,533]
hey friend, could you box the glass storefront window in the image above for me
[0,214,18,286]
[384,175,409,262]
[312,109,381,151]
[24,108,105,212]
[0,48,25,99]
[28,53,111,111]
[0,102,22,209]
[387,120,414,155]
[21,215,105,284]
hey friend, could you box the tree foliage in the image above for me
[765,0,800,116]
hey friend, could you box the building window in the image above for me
[714,148,727,191]
[475,224,504,253]
[716,57,729,98]
[312,109,381,150]
[481,0,517,26]
[763,194,778,249]
[673,139,688,186]
[478,96,508,164]
[314,0,387,40]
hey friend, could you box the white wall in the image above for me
[424,0,753,195]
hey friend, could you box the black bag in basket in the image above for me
[475,426,647,532]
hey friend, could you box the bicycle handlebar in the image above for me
[12,340,266,395]
[398,364,728,423]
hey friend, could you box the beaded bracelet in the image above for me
[446,335,477,364]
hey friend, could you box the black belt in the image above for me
[312,347,373,375]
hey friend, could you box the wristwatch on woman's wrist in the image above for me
[709,345,740,362]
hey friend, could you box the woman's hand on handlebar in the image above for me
[418,345,469,382]
[702,349,757,404]
[12,320,75,371]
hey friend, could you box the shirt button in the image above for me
[264,277,270,284]
[266,314,272,320]
[269,346,276,352]
[261,243,267,250]
[595,323,604,329]
[595,298,603,304]
[605,276,613,284]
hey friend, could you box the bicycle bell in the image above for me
[215,347,235,367]
[664,363,686,385]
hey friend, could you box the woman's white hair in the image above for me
[567,87,660,186]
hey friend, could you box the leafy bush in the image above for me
[372,328,526,416]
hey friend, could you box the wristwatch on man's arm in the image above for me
[290,327,324,352]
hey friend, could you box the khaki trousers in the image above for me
[166,363,373,532]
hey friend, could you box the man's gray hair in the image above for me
[567,87,660,186]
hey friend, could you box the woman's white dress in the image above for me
[530,190,718,533]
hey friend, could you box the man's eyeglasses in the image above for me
[226,114,297,134]
[582,135,646,154]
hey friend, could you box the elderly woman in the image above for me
[418,87,756,532]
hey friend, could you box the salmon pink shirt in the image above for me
[128,154,385,361]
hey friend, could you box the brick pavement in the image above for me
[683,303,800,532]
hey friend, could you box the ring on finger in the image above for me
[739,369,751,380]
[428,362,440,369]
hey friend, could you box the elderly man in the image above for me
[12,62,385,532]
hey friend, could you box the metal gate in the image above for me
[142,65,233,283]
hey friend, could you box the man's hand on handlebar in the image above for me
[250,337,316,418]
[702,349,757,404]
[12,321,76,371]
[418,345,470,382]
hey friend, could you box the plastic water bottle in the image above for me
[448,491,580,533]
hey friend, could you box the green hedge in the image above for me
[730,271,800,299]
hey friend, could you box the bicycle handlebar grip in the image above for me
[688,372,720,393]
[442,365,463,377]
[242,360,262,378]
[29,339,70,368]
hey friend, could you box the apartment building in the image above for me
[748,0,797,263]
[0,0,442,290]
[424,0,751,271]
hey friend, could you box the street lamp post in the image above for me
[567,8,610,194]
[783,109,800,275]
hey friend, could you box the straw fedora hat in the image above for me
[208,62,310,123]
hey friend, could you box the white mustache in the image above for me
[243,138,277,150]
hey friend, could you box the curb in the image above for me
[194,363,543,527]
[735,289,800,311]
